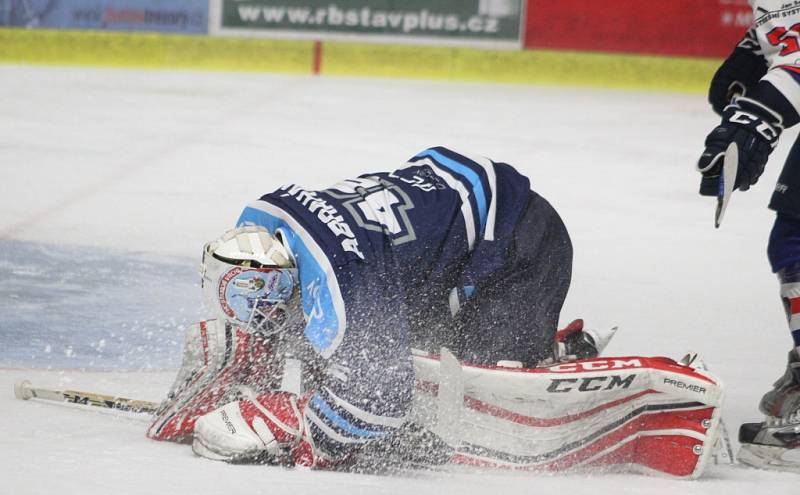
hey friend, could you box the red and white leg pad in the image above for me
[192,390,316,466]
[412,352,725,479]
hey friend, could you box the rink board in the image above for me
[0,28,718,92]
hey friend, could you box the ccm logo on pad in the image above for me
[547,374,636,393]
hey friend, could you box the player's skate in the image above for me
[535,319,618,367]
[738,349,800,472]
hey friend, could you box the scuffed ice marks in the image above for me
[0,240,203,370]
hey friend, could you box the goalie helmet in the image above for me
[201,226,298,333]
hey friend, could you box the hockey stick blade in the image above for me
[715,142,739,229]
[13,380,159,414]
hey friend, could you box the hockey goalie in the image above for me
[146,147,724,479]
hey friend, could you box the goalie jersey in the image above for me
[237,146,532,360]
[235,146,570,458]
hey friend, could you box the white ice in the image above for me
[0,64,797,493]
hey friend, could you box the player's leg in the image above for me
[766,135,800,397]
[738,138,800,470]
[300,340,414,464]
[767,219,800,356]
[453,190,573,367]
[764,204,800,424]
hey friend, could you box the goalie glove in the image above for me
[192,389,319,467]
[147,320,283,442]
[697,96,784,195]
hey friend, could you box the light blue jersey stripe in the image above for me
[311,395,389,439]
[238,203,346,358]
[416,148,488,235]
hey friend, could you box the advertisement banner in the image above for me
[525,0,753,58]
[211,0,525,47]
[0,0,209,34]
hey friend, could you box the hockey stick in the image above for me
[13,379,159,414]
[695,358,736,465]
[716,416,736,465]
[715,142,739,229]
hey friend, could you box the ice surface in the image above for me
[0,240,200,369]
[0,64,797,492]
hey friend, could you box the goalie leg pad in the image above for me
[411,352,724,479]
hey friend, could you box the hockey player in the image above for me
[697,1,800,471]
[147,146,577,466]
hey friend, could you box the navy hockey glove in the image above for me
[697,96,783,196]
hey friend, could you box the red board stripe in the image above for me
[523,0,752,58]
[312,40,323,76]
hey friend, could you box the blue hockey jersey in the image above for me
[237,146,532,359]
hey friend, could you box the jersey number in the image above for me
[356,190,403,235]
[767,24,800,56]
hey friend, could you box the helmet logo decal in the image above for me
[217,266,292,323]
[218,266,243,318]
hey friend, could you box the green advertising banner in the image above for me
[213,0,524,47]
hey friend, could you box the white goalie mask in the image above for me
[201,226,299,333]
